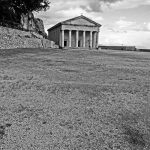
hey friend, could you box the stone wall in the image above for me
[0,26,59,49]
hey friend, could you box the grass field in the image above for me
[0,48,150,150]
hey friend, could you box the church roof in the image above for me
[48,15,102,31]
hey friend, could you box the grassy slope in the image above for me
[0,48,150,150]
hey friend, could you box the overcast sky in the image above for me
[35,0,150,48]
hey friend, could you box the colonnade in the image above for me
[61,30,99,48]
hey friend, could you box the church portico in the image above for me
[48,15,101,49]
[60,29,99,48]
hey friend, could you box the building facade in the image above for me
[48,15,102,49]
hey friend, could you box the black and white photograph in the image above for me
[0,0,150,149]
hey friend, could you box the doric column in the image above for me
[83,31,86,47]
[90,31,93,48]
[76,30,79,47]
[93,32,97,48]
[69,30,72,47]
[96,32,99,48]
[61,30,64,47]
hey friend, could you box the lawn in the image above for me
[0,48,150,150]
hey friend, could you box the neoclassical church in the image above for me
[48,15,102,49]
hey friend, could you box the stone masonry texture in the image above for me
[0,26,58,49]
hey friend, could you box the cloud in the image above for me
[99,28,150,48]
[79,0,150,12]
[110,0,150,9]
[35,0,150,28]
[100,19,150,48]
[80,0,123,12]
[147,23,150,30]
[34,0,104,31]
[34,0,150,48]
[133,22,150,32]
[114,19,150,32]
[116,19,136,29]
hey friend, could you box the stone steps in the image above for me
[62,47,98,51]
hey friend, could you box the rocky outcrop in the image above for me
[21,13,35,31]
[34,18,47,37]
[0,26,59,49]
[21,12,47,37]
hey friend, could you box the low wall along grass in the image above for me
[0,26,58,49]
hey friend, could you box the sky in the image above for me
[35,0,150,49]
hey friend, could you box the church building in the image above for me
[47,15,102,49]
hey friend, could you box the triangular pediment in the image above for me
[61,15,101,27]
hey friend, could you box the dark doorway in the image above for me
[78,41,81,47]
[64,41,67,47]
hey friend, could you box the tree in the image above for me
[12,0,50,15]
[0,0,50,22]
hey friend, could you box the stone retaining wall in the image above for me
[0,26,58,49]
